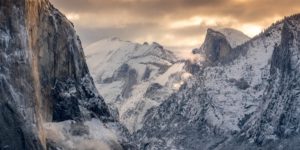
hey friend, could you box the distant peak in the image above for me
[109,37,121,41]
[151,42,164,49]
[152,42,162,46]
[207,28,216,32]
[206,28,223,35]
[202,28,232,63]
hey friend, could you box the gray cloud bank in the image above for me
[50,0,300,50]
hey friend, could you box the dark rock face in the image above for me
[144,83,163,98]
[142,66,152,81]
[0,0,113,149]
[270,22,293,75]
[52,79,82,122]
[102,63,139,99]
[184,60,201,75]
[200,29,233,63]
[52,78,112,122]
[120,66,138,99]
[234,78,250,90]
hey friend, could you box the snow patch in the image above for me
[44,119,122,150]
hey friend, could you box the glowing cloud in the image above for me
[170,17,203,29]
[66,13,80,21]
[239,24,263,37]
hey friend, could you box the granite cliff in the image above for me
[0,0,130,149]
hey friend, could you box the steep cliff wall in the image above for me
[0,0,114,149]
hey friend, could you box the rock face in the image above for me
[133,14,300,150]
[0,0,124,149]
[193,28,250,64]
[202,29,233,63]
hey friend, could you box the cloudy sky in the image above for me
[50,0,300,51]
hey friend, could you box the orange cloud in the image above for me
[50,0,300,51]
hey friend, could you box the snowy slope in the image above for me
[85,38,191,132]
[44,119,122,150]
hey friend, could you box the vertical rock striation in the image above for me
[0,0,114,149]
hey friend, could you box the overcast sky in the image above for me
[50,0,300,51]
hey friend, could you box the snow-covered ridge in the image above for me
[85,37,177,82]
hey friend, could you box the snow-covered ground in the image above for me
[44,119,122,150]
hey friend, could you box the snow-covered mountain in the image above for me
[133,15,300,149]
[85,38,191,132]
